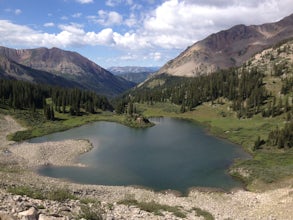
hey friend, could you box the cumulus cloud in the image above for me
[95,10,123,26]
[85,28,115,45]
[0,20,115,48]
[113,32,151,49]
[140,0,293,49]
[125,13,137,27]
[1,0,293,61]
[59,23,85,35]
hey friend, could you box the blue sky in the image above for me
[0,0,292,68]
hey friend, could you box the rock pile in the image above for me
[0,189,192,220]
[0,192,80,220]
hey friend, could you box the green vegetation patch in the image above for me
[80,197,101,205]
[8,186,77,202]
[118,199,186,218]
[192,207,214,220]
[78,205,103,220]
[7,186,44,200]
[7,109,151,141]
[232,150,293,187]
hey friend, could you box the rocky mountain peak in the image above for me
[157,13,293,77]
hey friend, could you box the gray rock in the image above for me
[0,213,17,220]
[18,207,38,220]
[38,214,68,220]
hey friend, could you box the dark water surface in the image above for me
[30,118,249,193]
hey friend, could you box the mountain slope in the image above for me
[0,56,82,88]
[134,38,293,103]
[108,66,159,83]
[157,13,293,77]
[0,47,135,96]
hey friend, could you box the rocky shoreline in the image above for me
[0,114,293,219]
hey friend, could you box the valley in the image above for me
[0,111,292,220]
[0,8,292,219]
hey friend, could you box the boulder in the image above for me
[18,207,38,220]
[38,214,68,220]
[0,213,17,220]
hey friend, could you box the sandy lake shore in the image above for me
[0,114,292,219]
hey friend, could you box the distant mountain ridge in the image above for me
[157,13,293,77]
[0,47,135,96]
[108,66,159,83]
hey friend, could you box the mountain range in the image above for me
[107,66,159,83]
[1,14,293,96]
[0,47,135,96]
[156,13,293,77]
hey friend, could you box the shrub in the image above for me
[78,205,103,220]
[193,207,214,220]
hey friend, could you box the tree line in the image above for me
[127,68,270,118]
[267,121,293,148]
[0,79,112,120]
[123,67,292,149]
[51,88,112,116]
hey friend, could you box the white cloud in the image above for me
[76,0,93,4]
[106,0,122,7]
[105,0,133,7]
[0,20,115,48]
[125,13,137,27]
[59,23,85,35]
[113,32,151,49]
[72,13,82,18]
[15,9,22,15]
[96,10,123,26]
[4,8,22,15]
[44,22,55,27]
[1,0,293,67]
[149,52,162,61]
[139,0,293,49]
[85,28,115,45]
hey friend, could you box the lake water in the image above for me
[30,117,249,193]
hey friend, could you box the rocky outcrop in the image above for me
[0,192,80,220]
[0,189,195,220]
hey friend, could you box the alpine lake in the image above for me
[29,117,249,194]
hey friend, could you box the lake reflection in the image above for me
[30,117,249,193]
